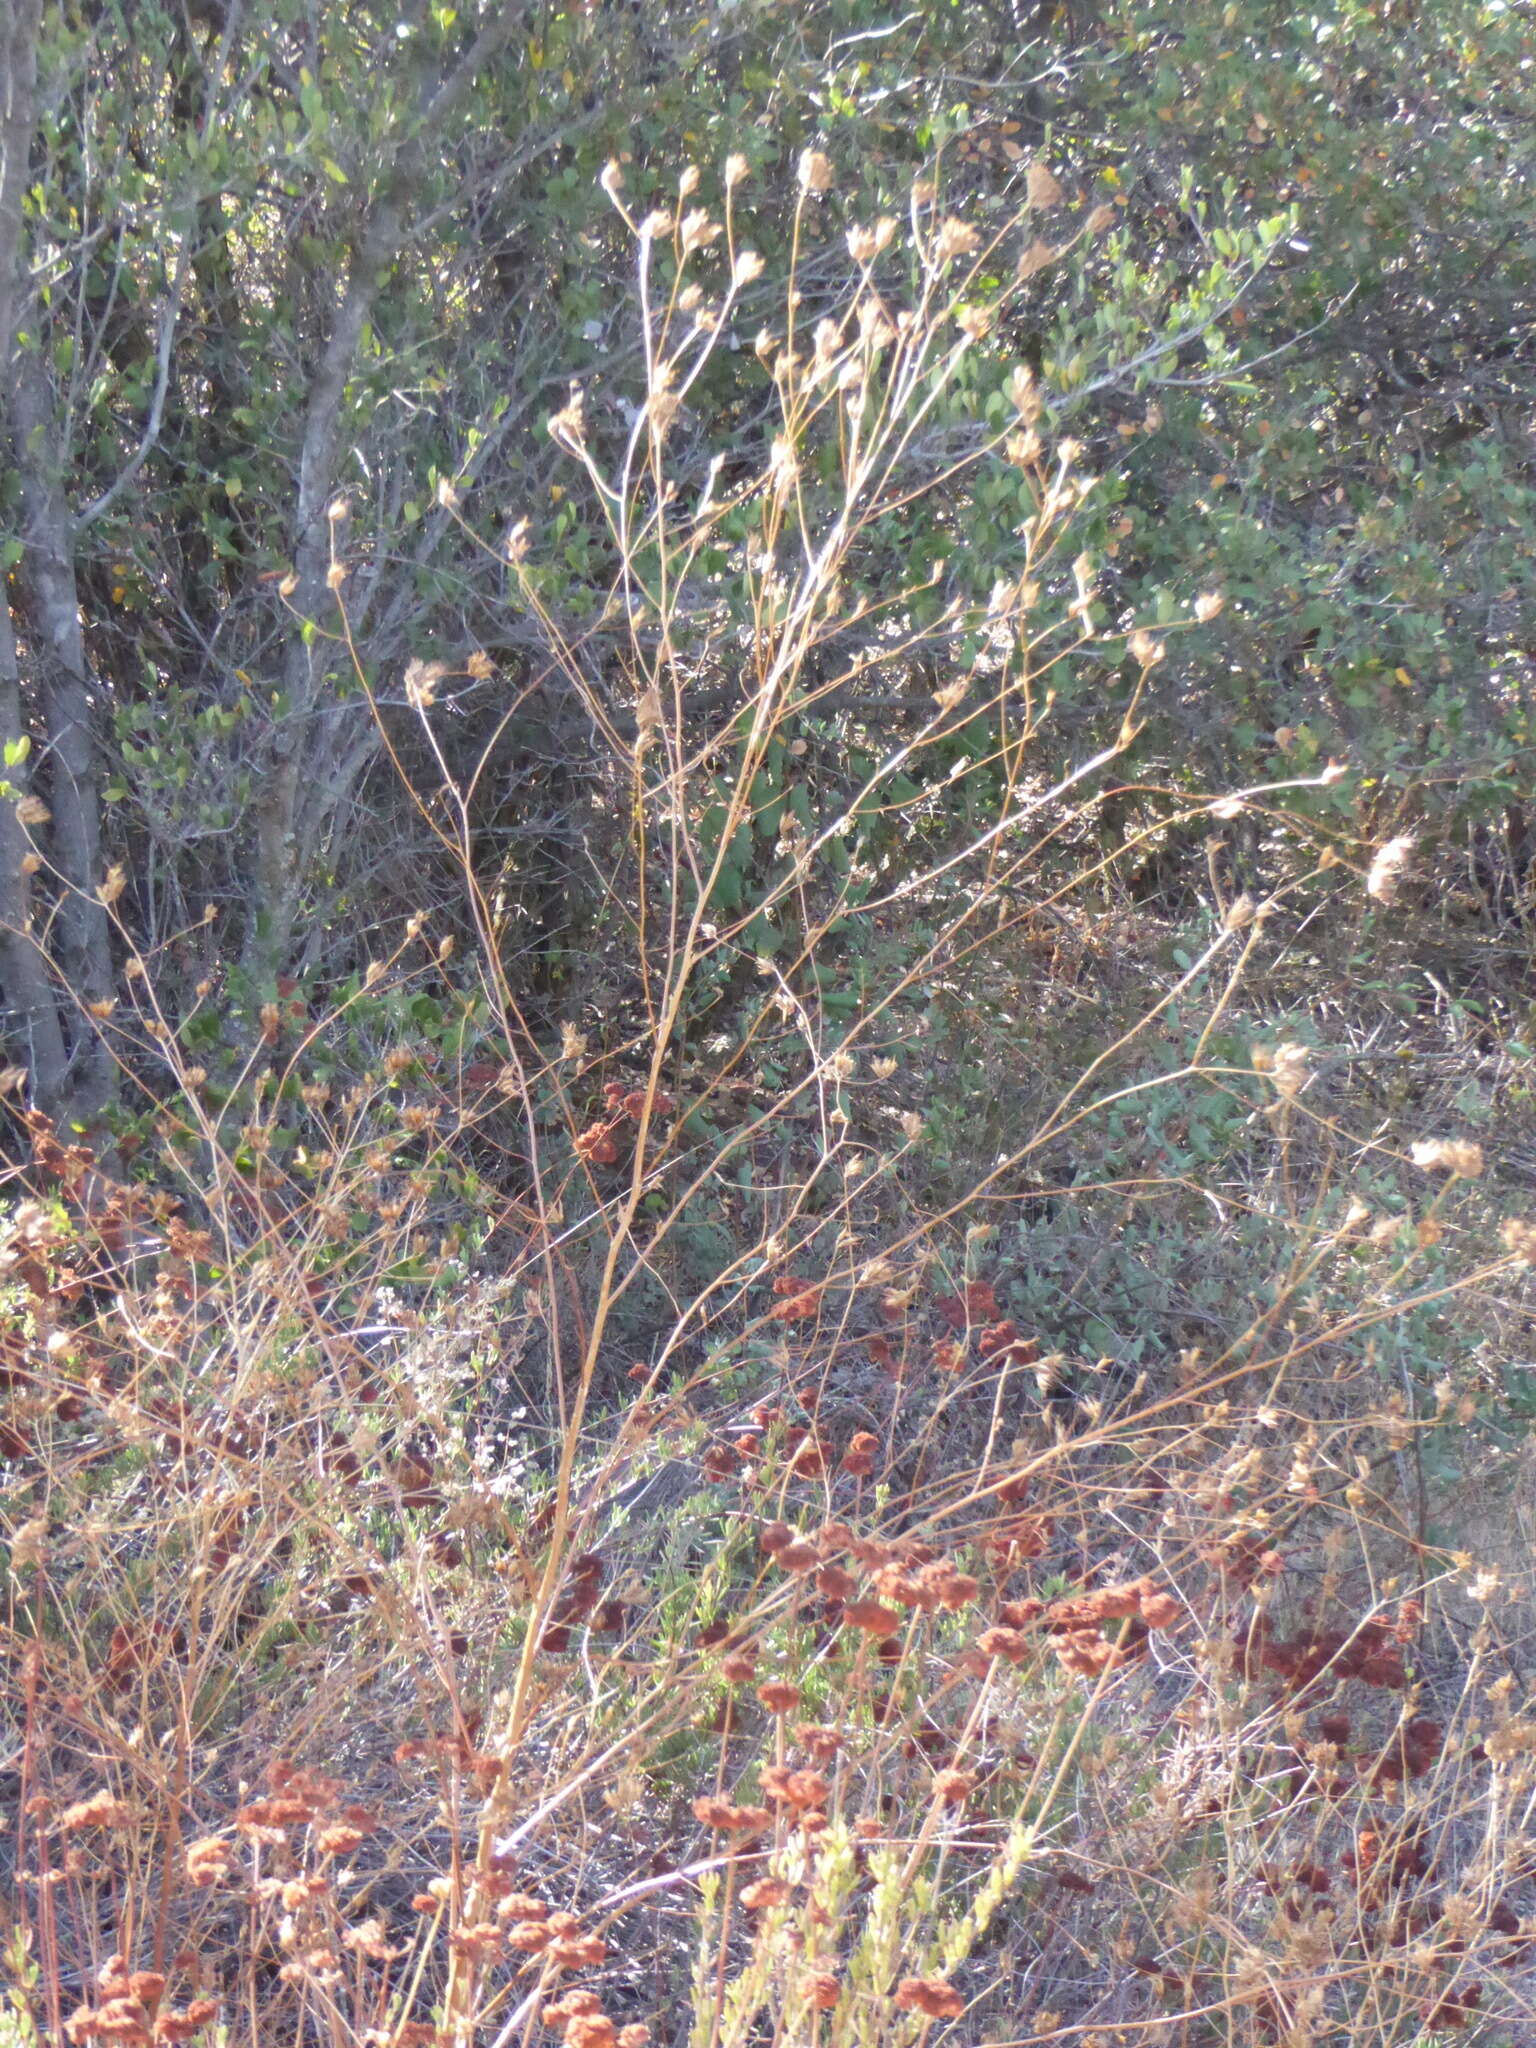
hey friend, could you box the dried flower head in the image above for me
[805,1971,841,2010]
[1264,1042,1313,1101]
[1410,1137,1484,1179]
[740,1878,792,1911]
[795,1724,844,1763]
[842,1598,901,1638]
[1366,835,1414,903]
[1026,162,1066,209]
[761,1765,829,1811]
[153,2001,218,2043]
[185,1837,235,1887]
[841,1431,879,1476]
[895,1978,965,2018]
[692,1798,769,1833]
[61,1791,132,1831]
[932,217,981,264]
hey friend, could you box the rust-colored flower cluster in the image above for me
[66,1960,215,2045]
[539,1550,621,1651]
[935,1280,998,1331]
[574,1081,674,1167]
[758,1517,979,1643]
[893,1975,965,2018]
[1422,1981,1482,2030]
[487,1897,605,1968]
[542,1987,649,2048]
[1238,1614,1409,1692]
[60,1790,132,1831]
[971,1579,1181,1677]
[761,1764,829,1810]
[1043,1576,1183,1675]
[183,1835,238,1887]
[976,1317,1039,1364]
[231,1762,376,1847]
[692,1797,770,1833]
[1366,1715,1445,1787]
[769,1273,823,1322]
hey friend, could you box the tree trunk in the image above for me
[0,0,96,1122]
[239,14,516,979]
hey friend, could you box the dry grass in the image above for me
[6,154,1536,2048]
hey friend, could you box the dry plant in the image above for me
[5,153,1536,2048]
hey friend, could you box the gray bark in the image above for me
[241,10,520,977]
[0,0,71,1113]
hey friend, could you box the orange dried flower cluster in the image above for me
[574,1084,672,1169]
[492,1889,547,1920]
[1368,1715,1444,1786]
[702,1434,762,1482]
[759,1518,979,1643]
[602,1080,673,1121]
[153,2005,220,2045]
[394,1729,495,1771]
[1044,1578,1180,1633]
[185,1836,235,1887]
[692,1797,770,1833]
[982,1511,1051,1564]
[1053,1628,1133,1677]
[1036,1577,1183,1676]
[1239,1615,1407,1691]
[787,1434,825,1478]
[493,1909,605,1968]
[542,1551,607,1643]
[542,1987,649,2048]
[976,1318,1039,1364]
[1423,1981,1481,2029]
[60,1790,132,1830]
[843,1598,901,1637]
[971,1579,1179,1676]
[935,1280,998,1330]
[449,1922,505,1962]
[795,1724,843,1763]
[761,1765,828,1811]
[229,1764,376,1849]
[841,1431,879,1475]
[1199,1532,1286,1590]
[894,1976,965,2017]
[974,1625,1030,1667]
[1343,1824,1430,1889]
[769,1273,823,1321]
[740,1877,792,1911]
[66,1961,215,2046]
[317,1820,371,1856]
[804,1970,841,2010]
